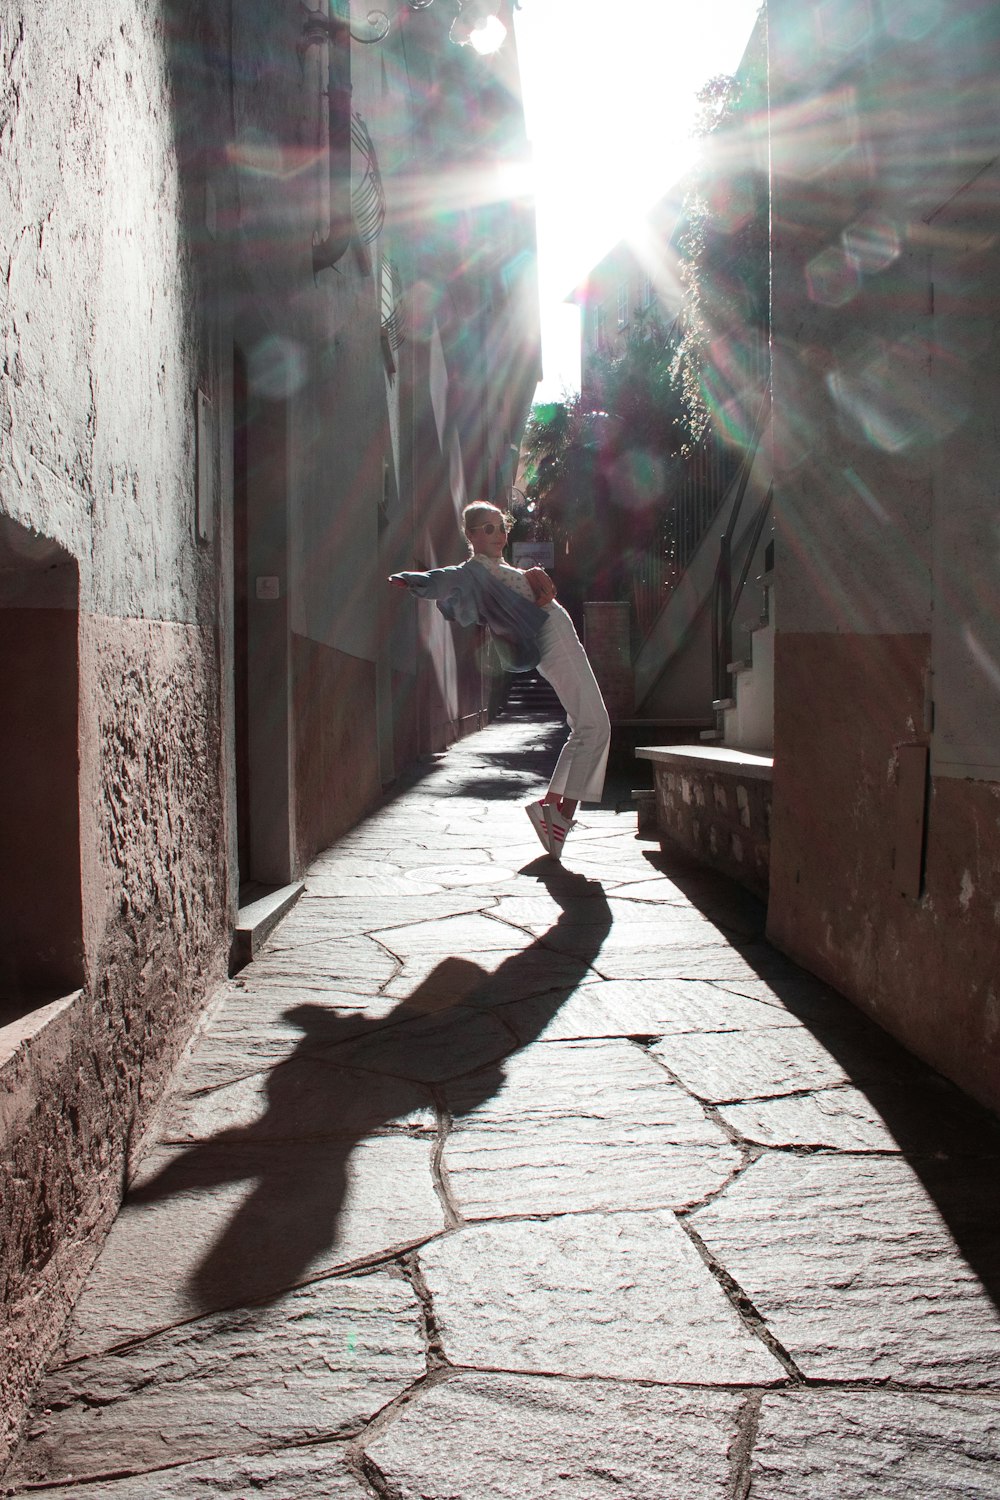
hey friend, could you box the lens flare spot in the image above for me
[407,279,446,341]
[771,405,813,472]
[842,212,900,273]
[964,628,1000,696]
[807,246,863,307]
[716,394,757,447]
[608,448,665,512]
[842,464,890,523]
[827,334,966,453]
[226,128,304,181]
[705,176,756,235]
[882,0,943,41]
[817,0,874,54]
[248,335,308,401]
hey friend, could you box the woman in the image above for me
[389,502,611,860]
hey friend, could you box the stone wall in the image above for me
[638,748,772,900]
[0,3,227,1461]
[583,601,634,720]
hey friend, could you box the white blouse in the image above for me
[474,555,536,602]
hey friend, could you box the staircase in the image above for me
[502,670,563,720]
[704,570,774,752]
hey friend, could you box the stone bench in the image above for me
[635,745,774,899]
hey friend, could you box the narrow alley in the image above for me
[4,700,1000,1498]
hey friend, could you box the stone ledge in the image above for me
[637,745,774,781]
[635,745,773,899]
[231,882,305,974]
[0,991,83,1127]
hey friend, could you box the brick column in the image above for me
[583,601,634,720]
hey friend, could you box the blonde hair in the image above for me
[462,502,504,534]
[462,502,511,557]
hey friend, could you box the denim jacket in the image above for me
[390,558,548,672]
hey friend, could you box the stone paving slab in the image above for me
[442,1039,742,1216]
[277,891,493,932]
[491,981,650,1043]
[609,876,702,903]
[489,891,633,927]
[750,1389,1000,1498]
[651,1025,861,1101]
[304,869,454,897]
[717,1081,1000,1153]
[239,935,400,990]
[531,910,745,955]
[6,712,1000,1495]
[589,941,795,983]
[8,1444,368,1498]
[378,945,601,1006]
[6,1272,425,1488]
[370,911,542,956]
[690,1153,1000,1384]
[365,1370,745,1499]
[333,1004,520,1084]
[58,1133,444,1359]
[579,977,821,1035]
[419,1212,784,1383]
[715,974,860,1023]
[162,1054,437,1141]
[185,994,415,1085]
[405,862,520,888]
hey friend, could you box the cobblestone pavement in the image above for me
[5,708,1000,1498]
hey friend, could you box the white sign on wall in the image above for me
[512,541,554,571]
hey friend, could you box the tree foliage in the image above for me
[671,71,770,446]
[589,309,685,460]
[520,52,769,614]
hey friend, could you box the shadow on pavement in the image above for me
[641,844,1000,1315]
[127,865,612,1315]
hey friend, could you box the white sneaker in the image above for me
[525,800,551,854]
[546,806,575,861]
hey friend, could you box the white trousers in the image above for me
[536,603,611,806]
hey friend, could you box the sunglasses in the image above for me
[471,522,508,535]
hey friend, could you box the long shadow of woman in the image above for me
[127,865,612,1315]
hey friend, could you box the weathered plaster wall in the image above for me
[767,0,1000,1113]
[292,635,380,864]
[769,633,999,1113]
[0,2,227,1459]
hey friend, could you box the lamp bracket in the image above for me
[299,2,390,46]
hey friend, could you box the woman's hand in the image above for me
[388,575,408,588]
[525,566,557,606]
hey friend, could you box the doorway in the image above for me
[232,345,294,895]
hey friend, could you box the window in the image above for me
[617,281,629,329]
[594,303,607,350]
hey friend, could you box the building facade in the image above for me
[571,193,683,406]
[767,0,1000,1114]
[0,0,538,1457]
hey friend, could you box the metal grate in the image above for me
[380,257,406,352]
[351,113,385,245]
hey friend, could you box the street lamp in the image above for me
[301,0,511,272]
[318,0,509,52]
[445,0,508,53]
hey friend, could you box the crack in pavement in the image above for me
[674,1214,806,1384]
[729,1389,762,1500]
